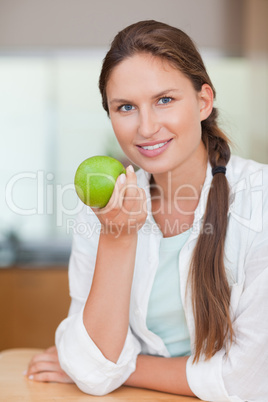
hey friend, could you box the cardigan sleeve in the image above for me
[55,204,141,396]
[186,166,268,402]
[186,266,268,402]
[56,310,141,396]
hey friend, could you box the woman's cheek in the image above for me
[113,115,137,144]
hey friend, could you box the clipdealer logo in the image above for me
[4,168,265,233]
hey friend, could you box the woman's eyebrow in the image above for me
[152,88,180,98]
[108,88,180,106]
[108,97,131,106]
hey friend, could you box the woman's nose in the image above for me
[138,108,160,138]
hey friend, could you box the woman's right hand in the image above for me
[92,165,147,238]
[26,346,74,383]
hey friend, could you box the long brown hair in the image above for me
[99,20,233,362]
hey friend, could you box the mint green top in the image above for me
[146,228,192,357]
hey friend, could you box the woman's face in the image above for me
[106,53,213,175]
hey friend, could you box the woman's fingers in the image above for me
[123,165,143,213]
[93,171,126,216]
[26,360,74,383]
[25,347,74,384]
[27,360,60,375]
[92,165,147,236]
[27,370,73,384]
[106,170,127,211]
[46,345,58,354]
[28,351,58,366]
[27,346,58,374]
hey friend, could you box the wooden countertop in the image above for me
[0,348,200,401]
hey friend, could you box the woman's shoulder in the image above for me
[227,154,268,234]
[229,154,268,175]
[228,154,268,190]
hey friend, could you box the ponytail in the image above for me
[189,107,234,363]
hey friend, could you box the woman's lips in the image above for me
[136,139,173,157]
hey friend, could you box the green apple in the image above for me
[74,155,126,208]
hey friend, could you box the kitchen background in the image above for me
[0,0,267,349]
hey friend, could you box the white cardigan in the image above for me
[56,154,268,401]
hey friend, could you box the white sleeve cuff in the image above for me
[186,352,243,402]
[55,309,141,396]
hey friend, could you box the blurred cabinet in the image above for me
[0,267,70,351]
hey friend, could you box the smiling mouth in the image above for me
[138,139,172,150]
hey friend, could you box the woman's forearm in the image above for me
[125,354,195,397]
[83,232,138,363]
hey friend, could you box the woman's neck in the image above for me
[150,145,208,204]
[149,143,208,237]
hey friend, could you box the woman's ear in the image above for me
[199,84,214,121]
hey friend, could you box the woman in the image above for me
[27,20,268,401]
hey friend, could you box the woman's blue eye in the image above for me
[158,97,172,104]
[120,104,134,112]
